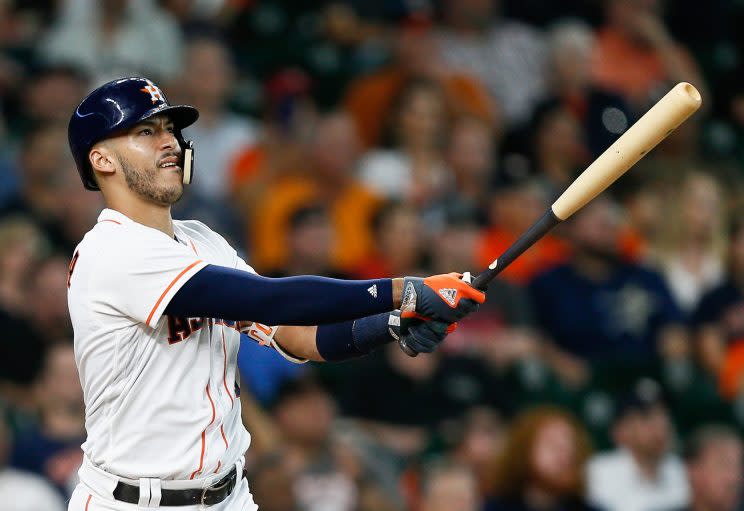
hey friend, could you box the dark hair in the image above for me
[613,378,666,424]
[528,98,572,149]
[370,200,414,235]
[529,98,565,136]
[728,211,744,239]
[287,204,329,232]
[270,374,326,410]
[380,77,449,148]
[684,424,741,462]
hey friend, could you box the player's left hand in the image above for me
[401,272,485,324]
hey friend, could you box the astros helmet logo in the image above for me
[140,80,164,104]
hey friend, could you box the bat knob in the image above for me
[399,338,418,357]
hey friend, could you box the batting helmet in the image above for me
[68,77,199,191]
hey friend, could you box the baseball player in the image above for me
[65,77,485,510]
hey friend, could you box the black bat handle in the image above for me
[399,209,561,357]
[472,209,562,290]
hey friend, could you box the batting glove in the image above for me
[401,272,485,325]
[387,310,454,354]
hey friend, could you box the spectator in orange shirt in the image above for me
[478,97,586,286]
[592,0,706,108]
[477,162,569,287]
[248,111,380,274]
[344,25,496,149]
[268,204,349,280]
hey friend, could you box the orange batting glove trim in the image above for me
[400,311,458,333]
[423,272,486,308]
[400,311,431,321]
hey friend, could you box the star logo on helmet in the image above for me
[140,80,164,104]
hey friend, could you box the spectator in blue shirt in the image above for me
[529,196,688,367]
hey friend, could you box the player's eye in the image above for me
[166,126,175,133]
[139,128,153,136]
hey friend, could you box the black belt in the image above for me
[112,466,239,507]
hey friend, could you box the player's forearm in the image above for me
[273,325,324,362]
[391,278,403,308]
[272,312,402,363]
[166,264,402,326]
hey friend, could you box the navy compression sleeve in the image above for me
[315,313,395,361]
[164,264,393,326]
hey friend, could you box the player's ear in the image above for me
[89,142,117,177]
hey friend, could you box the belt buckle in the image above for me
[200,472,233,508]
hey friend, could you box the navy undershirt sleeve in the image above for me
[164,264,393,325]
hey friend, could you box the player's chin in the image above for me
[165,183,185,204]
[152,180,184,205]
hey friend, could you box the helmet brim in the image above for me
[140,104,199,130]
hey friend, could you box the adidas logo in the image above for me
[401,281,417,312]
[367,284,377,298]
[439,288,457,306]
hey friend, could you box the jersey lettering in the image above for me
[167,315,192,344]
[167,315,242,344]
[67,251,80,289]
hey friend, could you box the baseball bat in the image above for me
[400,82,701,356]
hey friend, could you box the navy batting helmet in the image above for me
[68,77,199,191]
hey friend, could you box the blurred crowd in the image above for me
[1,0,744,510]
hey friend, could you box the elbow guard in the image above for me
[242,322,308,364]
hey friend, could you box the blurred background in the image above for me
[1,0,744,510]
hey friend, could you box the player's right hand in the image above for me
[388,311,455,354]
[400,318,451,354]
[400,273,485,325]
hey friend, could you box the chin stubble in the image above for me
[119,154,183,205]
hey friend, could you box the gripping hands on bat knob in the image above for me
[398,272,485,356]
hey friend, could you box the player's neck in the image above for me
[106,195,175,238]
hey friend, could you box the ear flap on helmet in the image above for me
[182,140,194,185]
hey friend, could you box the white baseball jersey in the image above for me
[67,208,285,482]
